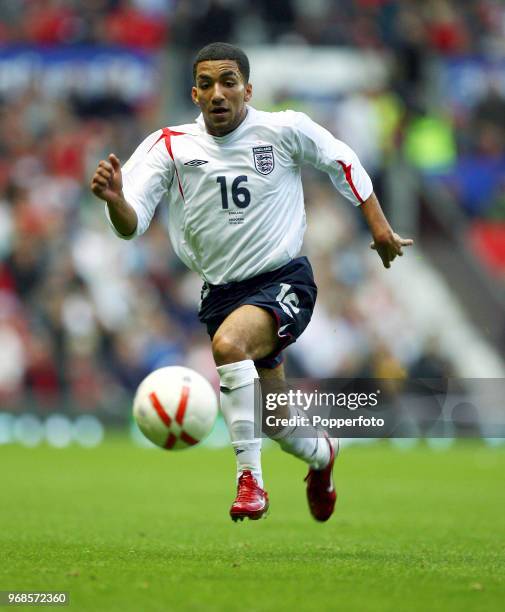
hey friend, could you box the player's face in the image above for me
[192,60,252,136]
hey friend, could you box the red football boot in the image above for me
[304,436,338,522]
[230,470,269,522]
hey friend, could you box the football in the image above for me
[133,366,218,450]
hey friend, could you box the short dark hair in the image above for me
[193,42,250,83]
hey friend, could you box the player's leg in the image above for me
[257,361,338,523]
[256,364,332,471]
[213,304,279,366]
[205,256,337,520]
[212,304,277,520]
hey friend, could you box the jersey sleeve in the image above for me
[105,129,174,239]
[291,112,373,206]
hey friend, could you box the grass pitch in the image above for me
[0,438,504,611]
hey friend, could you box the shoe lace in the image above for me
[236,471,259,502]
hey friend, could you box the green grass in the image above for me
[0,439,504,611]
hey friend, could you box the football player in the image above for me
[91,42,413,522]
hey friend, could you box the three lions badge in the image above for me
[253,145,275,175]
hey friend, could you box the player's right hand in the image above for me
[90,154,123,205]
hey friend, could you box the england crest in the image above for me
[253,145,275,175]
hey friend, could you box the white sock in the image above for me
[217,360,263,488]
[279,435,330,469]
[274,406,332,469]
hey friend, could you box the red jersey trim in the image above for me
[337,160,365,204]
[148,128,186,201]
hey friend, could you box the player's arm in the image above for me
[290,112,413,268]
[91,154,138,237]
[90,130,174,240]
[360,192,413,269]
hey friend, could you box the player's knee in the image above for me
[212,333,249,366]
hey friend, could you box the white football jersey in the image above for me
[106,106,373,285]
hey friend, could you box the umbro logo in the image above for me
[184,159,208,166]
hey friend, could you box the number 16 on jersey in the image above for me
[217,176,251,209]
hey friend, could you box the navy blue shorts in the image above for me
[198,257,317,369]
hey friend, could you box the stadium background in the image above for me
[0,2,504,611]
[0,0,504,445]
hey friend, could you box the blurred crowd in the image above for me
[0,0,170,48]
[3,0,503,413]
[173,0,505,55]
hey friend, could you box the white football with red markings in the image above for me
[133,366,218,450]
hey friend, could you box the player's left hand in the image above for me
[370,232,414,269]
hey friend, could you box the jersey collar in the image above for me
[196,106,255,143]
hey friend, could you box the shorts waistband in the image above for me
[205,257,306,291]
